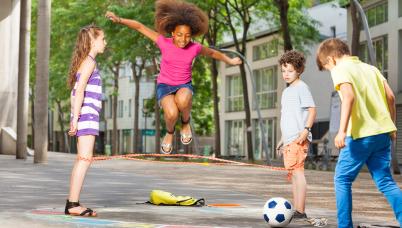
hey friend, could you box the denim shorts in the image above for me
[156,81,194,105]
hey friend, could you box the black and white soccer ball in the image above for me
[263,197,294,227]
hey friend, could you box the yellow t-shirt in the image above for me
[330,56,396,139]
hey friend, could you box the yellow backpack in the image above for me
[148,190,205,206]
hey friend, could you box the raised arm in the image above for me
[105,11,159,42]
[200,46,242,66]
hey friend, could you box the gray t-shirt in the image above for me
[280,80,316,146]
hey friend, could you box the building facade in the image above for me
[346,0,402,163]
[103,62,156,154]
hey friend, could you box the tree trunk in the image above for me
[56,100,70,153]
[30,91,34,148]
[132,65,140,153]
[239,63,254,161]
[205,6,221,157]
[350,2,361,56]
[112,65,119,155]
[152,58,161,154]
[131,61,145,153]
[210,59,221,157]
[221,0,255,161]
[34,0,51,163]
[275,0,292,51]
[17,0,31,159]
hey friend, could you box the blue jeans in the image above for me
[334,133,402,228]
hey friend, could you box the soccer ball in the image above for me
[263,197,294,227]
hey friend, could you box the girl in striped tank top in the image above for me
[65,24,107,217]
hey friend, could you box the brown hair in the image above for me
[68,24,103,89]
[316,38,350,71]
[279,50,306,74]
[155,0,208,37]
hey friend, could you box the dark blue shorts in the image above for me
[156,82,194,105]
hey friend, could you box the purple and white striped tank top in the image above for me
[71,57,102,136]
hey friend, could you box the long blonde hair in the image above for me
[68,24,103,89]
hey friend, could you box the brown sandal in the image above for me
[64,200,97,217]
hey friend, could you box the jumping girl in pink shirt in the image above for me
[106,0,241,154]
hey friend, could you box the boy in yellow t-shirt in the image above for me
[316,38,401,228]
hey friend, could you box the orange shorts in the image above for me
[283,141,309,180]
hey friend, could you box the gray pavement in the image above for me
[0,152,401,228]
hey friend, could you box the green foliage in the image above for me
[43,0,214,136]
[191,57,213,136]
[261,0,321,53]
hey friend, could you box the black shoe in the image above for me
[293,210,307,219]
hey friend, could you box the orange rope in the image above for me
[77,155,93,163]
[92,153,286,171]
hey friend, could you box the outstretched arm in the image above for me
[200,46,242,66]
[105,11,159,42]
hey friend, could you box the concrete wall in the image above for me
[0,0,20,132]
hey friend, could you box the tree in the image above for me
[49,0,108,153]
[34,0,51,163]
[349,1,361,56]
[267,0,320,52]
[273,0,292,51]
[196,0,226,157]
[218,0,258,161]
[108,1,159,153]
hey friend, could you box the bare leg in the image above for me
[292,173,297,210]
[161,95,179,151]
[68,135,97,215]
[175,88,192,143]
[293,170,307,213]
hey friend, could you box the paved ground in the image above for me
[0,152,401,228]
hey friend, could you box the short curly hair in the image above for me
[155,0,209,37]
[279,50,306,74]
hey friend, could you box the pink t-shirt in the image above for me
[156,35,203,85]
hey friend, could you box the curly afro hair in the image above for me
[279,50,306,74]
[155,0,209,37]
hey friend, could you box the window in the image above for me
[226,120,245,157]
[226,75,244,112]
[359,35,388,78]
[365,1,388,28]
[253,118,276,160]
[253,39,278,61]
[253,67,277,109]
[399,0,402,17]
[128,99,132,117]
[118,100,124,118]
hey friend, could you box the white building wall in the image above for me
[346,0,402,94]
[0,0,20,131]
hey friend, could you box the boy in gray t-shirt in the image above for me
[276,50,316,219]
